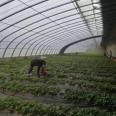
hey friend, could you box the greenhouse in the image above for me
[0,0,116,115]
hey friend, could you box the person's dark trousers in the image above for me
[28,65,33,74]
[28,65,41,77]
[37,66,40,77]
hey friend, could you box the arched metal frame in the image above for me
[11,22,88,57]
[59,35,102,54]
[2,14,101,57]
[35,40,63,56]
[42,42,63,55]
[33,20,103,55]
[30,38,63,56]
[0,0,15,7]
[0,0,103,57]
[0,1,99,32]
[38,42,62,56]
[0,0,49,22]
[1,12,102,57]
[34,28,90,56]
[36,39,67,56]
[14,18,102,57]
[43,45,60,55]
[43,41,63,55]
[16,24,90,57]
[13,19,102,57]
[25,26,91,57]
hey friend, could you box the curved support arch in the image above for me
[34,29,90,56]
[18,35,46,57]
[53,49,58,55]
[38,36,71,55]
[44,47,56,55]
[47,48,55,55]
[2,18,85,58]
[11,23,87,57]
[41,34,90,55]
[44,46,57,55]
[0,2,95,33]
[34,40,61,56]
[0,0,102,58]
[54,49,59,55]
[50,49,58,55]
[1,14,101,57]
[32,26,91,56]
[52,47,61,55]
[10,12,83,56]
[24,33,71,57]
[55,49,59,54]
[25,34,66,57]
[1,11,84,58]
[0,7,76,33]
[17,30,68,56]
[51,50,56,55]
[44,45,61,54]
[0,0,74,32]
[0,0,15,7]
[59,35,102,54]
[30,39,61,56]
[25,38,54,57]
[53,49,59,55]
[2,12,101,57]
[22,26,89,57]
[38,40,63,56]
[55,49,60,54]
[45,41,63,55]
[0,0,48,22]
[0,0,102,57]
[35,30,91,56]
[35,37,69,56]
[43,44,61,55]
[40,44,60,55]
[31,36,66,56]
[0,7,78,54]
[54,49,59,54]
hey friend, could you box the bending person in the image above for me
[28,59,47,77]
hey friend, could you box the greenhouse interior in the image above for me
[0,0,116,115]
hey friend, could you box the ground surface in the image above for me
[0,54,116,116]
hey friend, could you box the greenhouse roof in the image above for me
[0,0,103,57]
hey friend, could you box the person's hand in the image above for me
[43,71,48,76]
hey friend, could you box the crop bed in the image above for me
[0,54,116,116]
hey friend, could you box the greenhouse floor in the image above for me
[0,54,116,116]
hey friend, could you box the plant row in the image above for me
[0,81,60,96]
[0,96,115,116]
[64,89,116,111]
[0,76,116,96]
